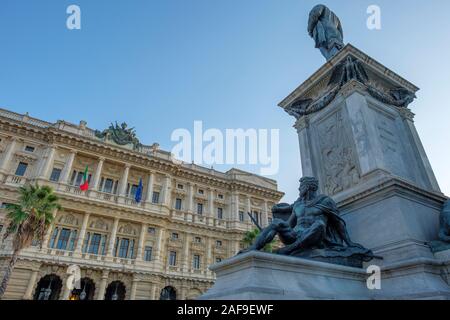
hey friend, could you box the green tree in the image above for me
[243,228,274,253]
[0,184,61,299]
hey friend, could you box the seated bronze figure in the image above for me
[240,177,377,267]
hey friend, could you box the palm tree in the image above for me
[0,184,61,299]
[243,228,274,253]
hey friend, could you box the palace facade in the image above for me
[0,108,283,300]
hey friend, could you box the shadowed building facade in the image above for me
[0,108,283,300]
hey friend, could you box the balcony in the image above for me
[5,175,27,186]
[1,174,234,230]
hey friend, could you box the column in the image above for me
[187,184,194,213]
[0,137,17,173]
[74,213,90,254]
[38,146,56,179]
[150,283,158,300]
[208,189,215,217]
[206,238,212,269]
[23,270,39,300]
[92,157,105,191]
[96,270,109,300]
[130,277,139,300]
[60,151,76,184]
[231,192,239,221]
[145,172,154,203]
[183,234,191,271]
[162,175,171,206]
[263,200,269,227]
[246,197,252,221]
[155,228,165,263]
[136,223,147,261]
[180,286,187,300]
[118,164,130,197]
[107,218,120,257]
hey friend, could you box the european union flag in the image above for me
[135,178,143,203]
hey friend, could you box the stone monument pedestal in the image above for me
[200,251,450,300]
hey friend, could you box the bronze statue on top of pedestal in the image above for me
[308,4,344,61]
[239,177,377,267]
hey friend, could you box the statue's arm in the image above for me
[272,203,293,214]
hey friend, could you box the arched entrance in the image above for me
[160,286,177,300]
[33,274,63,300]
[104,281,126,300]
[69,278,96,300]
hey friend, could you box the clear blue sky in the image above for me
[1,0,449,202]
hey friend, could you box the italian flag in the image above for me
[80,166,89,191]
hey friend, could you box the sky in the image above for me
[0,0,449,202]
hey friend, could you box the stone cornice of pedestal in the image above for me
[209,250,368,278]
[278,43,419,110]
[334,174,448,212]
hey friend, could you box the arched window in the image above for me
[160,286,177,300]
[104,281,126,300]
[34,274,62,300]
[69,278,96,300]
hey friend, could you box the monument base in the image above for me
[200,251,450,300]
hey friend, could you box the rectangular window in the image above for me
[152,191,160,204]
[171,232,179,240]
[177,184,184,189]
[89,233,102,254]
[82,232,91,253]
[194,237,202,243]
[129,239,135,259]
[217,207,223,220]
[15,162,28,177]
[169,251,177,266]
[56,228,71,250]
[113,237,119,257]
[75,171,83,186]
[118,238,130,258]
[218,194,224,199]
[198,189,204,195]
[216,257,222,263]
[0,203,12,209]
[239,211,244,222]
[148,227,156,235]
[24,146,35,153]
[175,198,182,210]
[103,178,114,193]
[68,230,77,251]
[49,228,59,248]
[49,168,62,182]
[193,254,201,269]
[253,211,260,225]
[100,235,108,255]
[144,246,153,261]
[128,184,138,198]
[216,240,222,247]
[197,203,203,215]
